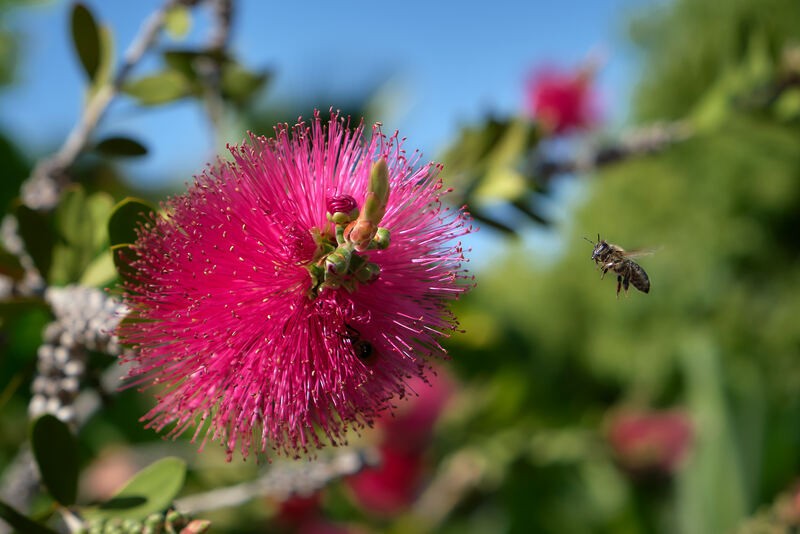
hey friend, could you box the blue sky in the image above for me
[3,0,660,190]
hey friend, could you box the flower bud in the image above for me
[345,219,378,252]
[326,195,359,224]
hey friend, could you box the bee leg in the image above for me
[616,275,622,297]
[622,275,630,296]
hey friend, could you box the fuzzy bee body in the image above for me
[344,324,375,362]
[588,236,651,296]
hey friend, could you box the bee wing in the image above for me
[621,246,661,259]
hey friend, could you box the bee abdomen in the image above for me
[628,262,650,293]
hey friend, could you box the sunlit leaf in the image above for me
[95,136,148,158]
[79,250,116,287]
[123,70,191,106]
[83,457,187,520]
[70,2,101,81]
[30,415,79,506]
[164,5,192,39]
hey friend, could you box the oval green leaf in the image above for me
[108,197,155,247]
[95,136,148,158]
[164,5,192,39]
[14,203,54,279]
[123,70,191,106]
[0,500,59,534]
[84,457,187,520]
[30,415,79,506]
[70,2,101,81]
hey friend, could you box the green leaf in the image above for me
[108,197,155,247]
[79,250,116,287]
[0,500,58,534]
[95,136,148,158]
[110,244,137,285]
[0,244,24,280]
[70,2,101,82]
[50,185,96,285]
[14,203,53,278]
[164,5,192,39]
[221,63,269,106]
[83,457,187,520]
[87,192,115,253]
[89,25,115,96]
[123,70,191,106]
[30,415,79,506]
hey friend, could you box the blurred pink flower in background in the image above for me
[346,369,455,515]
[525,63,599,135]
[117,111,473,460]
[606,408,693,477]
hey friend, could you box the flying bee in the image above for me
[585,234,652,296]
[343,323,375,363]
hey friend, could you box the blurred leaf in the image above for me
[110,244,137,286]
[79,250,116,287]
[123,70,191,106]
[773,87,800,120]
[70,2,101,81]
[83,457,187,520]
[676,338,748,534]
[30,414,79,506]
[94,136,148,158]
[0,244,24,280]
[89,25,115,96]
[50,185,96,285]
[164,5,192,39]
[14,203,53,278]
[87,191,115,252]
[108,197,155,247]
[221,62,269,106]
[0,500,58,534]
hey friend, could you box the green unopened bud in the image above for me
[366,158,390,223]
[325,244,352,275]
[181,519,212,533]
[353,261,381,283]
[370,227,390,250]
[345,219,377,252]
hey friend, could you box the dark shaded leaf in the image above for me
[30,415,79,506]
[110,244,137,285]
[0,500,58,534]
[95,136,148,158]
[70,2,101,81]
[0,244,24,280]
[221,63,269,106]
[123,70,191,106]
[83,457,187,520]
[14,203,53,278]
[108,197,155,247]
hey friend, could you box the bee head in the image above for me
[588,233,608,260]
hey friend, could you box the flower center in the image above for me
[306,160,391,299]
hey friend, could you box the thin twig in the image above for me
[534,120,693,180]
[196,0,233,146]
[21,0,188,209]
[174,448,379,515]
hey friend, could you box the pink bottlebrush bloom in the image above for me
[606,409,693,477]
[525,64,598,135]
[346,444,425,516]
[377,366,455,453]
[117,111,473,460]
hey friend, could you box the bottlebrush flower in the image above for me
[525,64,598,135]
[117,111,473,460]
[606,408,693,477]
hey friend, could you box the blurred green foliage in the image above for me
[3,0,800,532]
